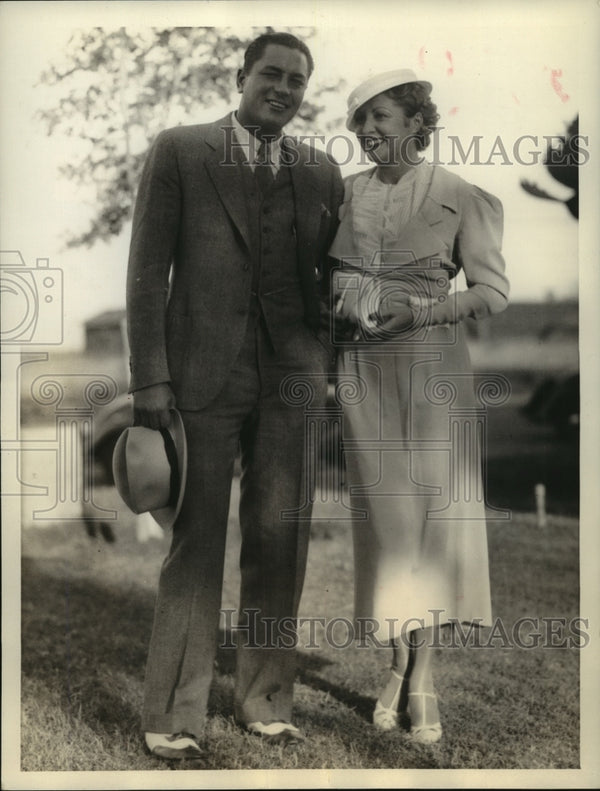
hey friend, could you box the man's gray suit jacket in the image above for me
[127,115,343,410]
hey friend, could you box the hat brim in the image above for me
[149,409,188,530]
[346,79,432,131]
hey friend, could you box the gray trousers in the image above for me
[141,315,329,736]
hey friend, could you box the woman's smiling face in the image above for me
[354,93,421,166]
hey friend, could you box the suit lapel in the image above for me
[390,211,447,261]
[204,117,253,252]
[389,165,459,260]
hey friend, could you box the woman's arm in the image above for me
[428,185,509,326]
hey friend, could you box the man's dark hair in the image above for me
[243,32,314,77]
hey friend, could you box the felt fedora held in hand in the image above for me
[112,409,187,529]
[346,69,432,131]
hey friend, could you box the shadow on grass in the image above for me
[295,663,374,724]
[22,556,370,740]
[22,556,150,736]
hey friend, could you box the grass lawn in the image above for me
[19,475,580,773]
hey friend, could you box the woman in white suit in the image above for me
[330,70,509,743]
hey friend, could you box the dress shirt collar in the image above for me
[231,111,282,174]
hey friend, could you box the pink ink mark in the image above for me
[448,106,459,115]
[445,50,454,76]
[550,69,569,102]
[418,46,426,70]
[512,93,520,105]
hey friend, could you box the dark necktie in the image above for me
[254,141,275,195]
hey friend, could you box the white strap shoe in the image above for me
[373,668,405,731]
[407,691,442,744]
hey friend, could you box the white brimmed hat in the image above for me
[346,69,432,131]
[112,409,187,530]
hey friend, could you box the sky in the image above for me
[0,0,594,350]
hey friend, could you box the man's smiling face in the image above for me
[236,43,309,137]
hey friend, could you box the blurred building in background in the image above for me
[84,309,128,357]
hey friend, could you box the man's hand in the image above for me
[335,285,362,324]
[133,383,176,430]
[335,273,380,326]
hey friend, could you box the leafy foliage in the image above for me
[37,27,345,248]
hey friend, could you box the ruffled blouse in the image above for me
[351,162,433,269]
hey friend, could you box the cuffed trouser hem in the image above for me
[141,714,207,739]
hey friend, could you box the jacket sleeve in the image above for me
[126,130,182,392]
[320,163,345,302]
[430,184,509,325]
[316,161,345,350]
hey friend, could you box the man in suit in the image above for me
[126,32,343,758]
